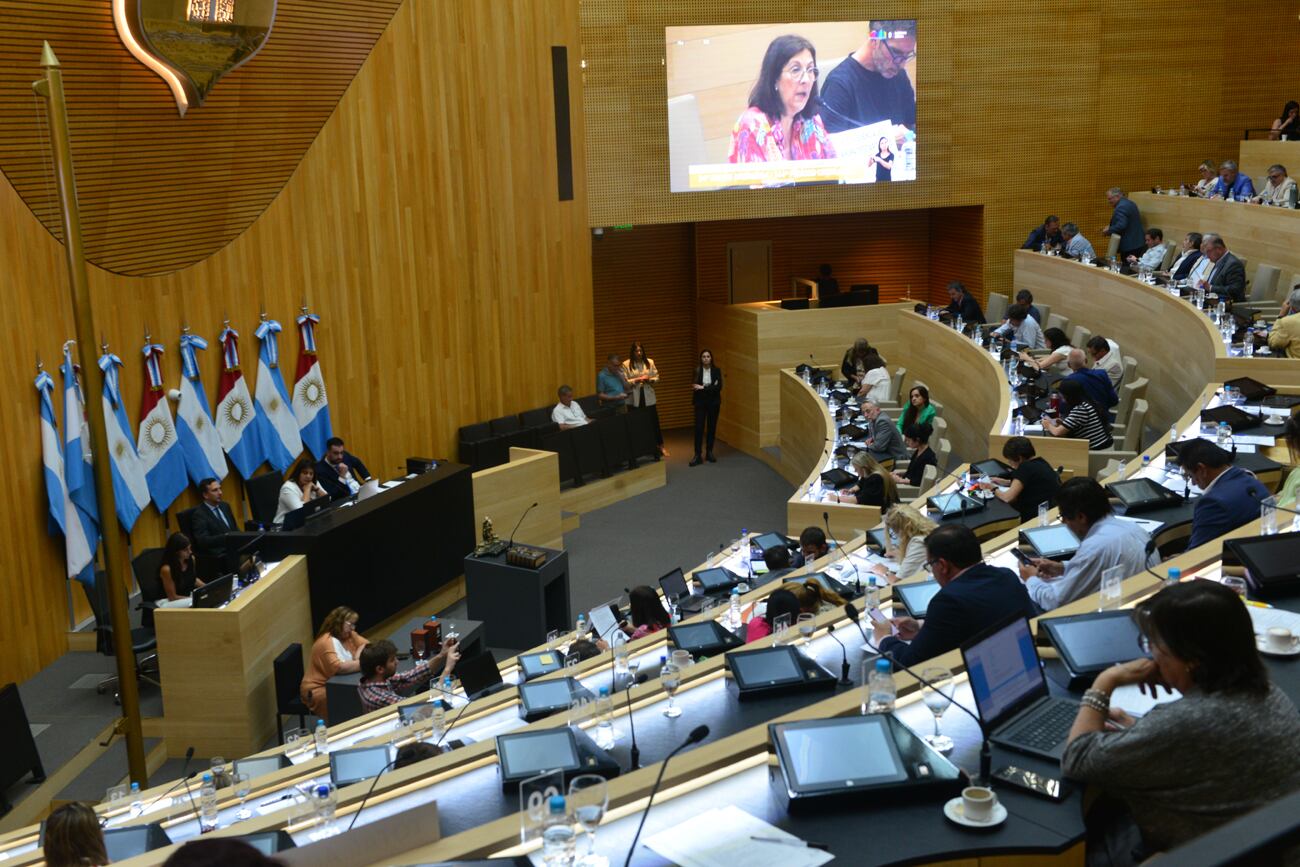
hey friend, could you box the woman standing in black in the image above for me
[691,349,723,466]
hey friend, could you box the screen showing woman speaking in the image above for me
[665,21,918,193]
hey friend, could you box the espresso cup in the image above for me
[1266,627,1298,653]
[962,785,996,822]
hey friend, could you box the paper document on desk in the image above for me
[1248,606,1300,634]
[1110,683,1181,718]
[646,804,834,867]
[1114,515,1162,534]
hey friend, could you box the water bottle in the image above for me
[865,659,896,714]
[728,586,742,630]
[1141,455,1151,477]
[198,773,219,833]
[668,600,680,624]
[575,613,587,638]
[731,529,747,556]
[1166,566,1181,587]
[312,783,337,837]
[594,686,615,750]
[313,719,329,757]
[541,795,576,866]
[1244,329,1254,356]
[1168,423,1178,444]
[129,781,143,817]
[865,575,880,610]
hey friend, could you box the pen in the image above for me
[259,793,294,807]
[1244,600,1274,609]
[749,836,830,851]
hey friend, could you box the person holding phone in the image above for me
[358,638,459,713]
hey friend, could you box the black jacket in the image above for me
[190,501,238,557]
[693,365,723,407]
[315,451,371,499]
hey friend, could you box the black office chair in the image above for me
[519,406,554,431]
[323,678,365,725]
[538,428,580,487]
[176,507,219,581]
[273,643,311,741]
[488,414,522,436]
[595,413,634,474]
[457,421,493,469]
[244,470,284,528]
[83,570,160,705]
[131,547,166,630]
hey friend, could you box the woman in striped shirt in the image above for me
[1043,379,1114,450]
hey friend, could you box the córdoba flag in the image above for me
[215,324,266,479]
[175,332,228,485]
[137,340,188,511]
[97,349,151,533]
[292,311,332,460]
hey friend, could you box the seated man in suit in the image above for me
[874,524,1036,667]
[316,436,370,499]
[943,280,985,324]
[861,400,909,463]
[1181,440,1271,549]
[1163,232,1203,282]
[1197,233,1247,303]
[190,478,237,566]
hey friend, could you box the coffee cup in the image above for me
[1266,627,1298,653]
[961,785,997,822]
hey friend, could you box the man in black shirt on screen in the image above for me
[819,21,917,136]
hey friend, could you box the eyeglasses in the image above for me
[880,41,916,67]
[782,64,818,82]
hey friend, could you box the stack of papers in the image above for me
[646,805,834,867]
[1110,683,1181,718]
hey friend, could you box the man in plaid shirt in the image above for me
[358,638,460,713]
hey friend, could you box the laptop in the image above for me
[455,650,507,699]
[961,616,1079,761]
[658,567,706,615]
[191,573,235,609]
[281,495,332,531]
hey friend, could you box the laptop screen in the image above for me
[962,618,1045,727]
[658,567,689,600]
[1021,524,1080,560]
[455,651,503,696]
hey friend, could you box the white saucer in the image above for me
[972,489,995,500]
[943,797,1008,828]
[1256,635,1300,657]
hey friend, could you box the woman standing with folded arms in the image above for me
[691,349,723,466]
[624,342,667,456]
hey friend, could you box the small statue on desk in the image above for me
[475,516,509,557]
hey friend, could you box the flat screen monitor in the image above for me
[751,532,788,553]
[665,21,918,193]
[658,567,690,601]
[329,744,392,788]
[102,824,171,861]
[694,567,736,592]
[191,573,234,609]
[668,620,742,655]
[1020,524,1081,560]
[772,715,908,795]
[1226,532,1300,593]
[233,753,291,779]
[519,651,564,680]
[893,579,941,619]
[971,459,1013,478]
[1107,478,1182,512]
[496,729,581,780]
[726,646,805,689]
[229,830,297,854]
[927,492,984,517]
[1040,610,1149,677]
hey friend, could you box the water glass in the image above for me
[1099,566,1124,611]
[670,649,692,670]
[920,666,954,753]
[771,612,792,645]
[1222,576,1249,599]
[1038,502,1050,527]
[106,783,129,806]
[568,775,609,867]
[234,772,252,821]
[661,662,682,718]
[547,629,561,650]
[796,613,816,646]
[1262,496,1279,535]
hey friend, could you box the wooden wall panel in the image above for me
[591,225,697,430]
[928,205,983,304]
[0,0,403,276]
[0,0,591,685]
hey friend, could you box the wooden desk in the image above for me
[155,555,314,758]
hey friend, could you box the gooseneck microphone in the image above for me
[825,624,853,685]
[625,671,649,771]
[129,747,196,821]
[507,502,540,550]
[346,755,402,832]
[622,725,710,867]
[823,511,861,592]
[844,602,992,785]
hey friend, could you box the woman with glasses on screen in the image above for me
[728,34,835,165]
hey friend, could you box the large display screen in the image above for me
[665,21,918,192]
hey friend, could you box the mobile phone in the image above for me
[1010,548,1033,566]
[992,765,1068,802]
[867,607,888,623]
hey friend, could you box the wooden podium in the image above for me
[463,546,570,650]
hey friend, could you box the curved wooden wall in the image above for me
[0,0,402,276]
[2,0,591,684]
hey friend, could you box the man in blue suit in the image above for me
[1100,187,1145,261]
[875,524,1037,667]
[1064,349,1118,412]
[1181,439,1271,549]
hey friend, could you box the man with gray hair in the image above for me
[1197,234,1246,302]
[1212,160,1255,200]
[860,399,909,462]
[1255,164,1298,208]
[1267,286,1300,358]
[1100,187,1144,261]
[551,385,589,429]
[1061,222,1095,261]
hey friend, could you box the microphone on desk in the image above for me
[506,502,539,551]
[622,725,710,867]
[825,624,853,685]
[844,602,993,785]
[346,754,402,832]
[823,511,862,592]
[129,747,196,821]
[625,671,650,771]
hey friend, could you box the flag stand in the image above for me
[34,43,148,785]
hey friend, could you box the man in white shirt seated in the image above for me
[1061,222,1095,261]
[992,303,1046,350]
[1126,227,1168,271]
[1187,235,1216,287]
[551,385,589,429]
[1254,163,1299,208]
[1086,335,1124,388]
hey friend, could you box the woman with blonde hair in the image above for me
[835,451,898,507]
[299,605,369,720]
[870,505,937,583]
[43,802,107,867]
[780,580,846,614]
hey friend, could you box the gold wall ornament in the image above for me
[113,0,276,116]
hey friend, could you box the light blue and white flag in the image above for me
[37,367,94,578]
[215,324,267,479]
[292,311,332,460]
[136,340,188,512]
[60,345,99,585]
[97,350,151,533]
[253,317,302,472]
[175,331,229,484]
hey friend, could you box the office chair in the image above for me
[273,643,311,741]
[84,570,160,705]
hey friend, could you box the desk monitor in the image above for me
[329,744,393,788]
[102,824,172,861]
[751,532,789,554]
[233,753,292,779]
[191,573,235,609]
[773,715,908,796]
[1020,524,1081,560]
[693,567,737,593]
[496,728,581,782]
[726,645,805,689]
[518,650,564,680]
[1040,610,1149,687]
[893,579,942,619]
[865,528,888,551]
[230,830,297,854]
[1225,532,1300,596]
[658,567,690,602]
[820,468,856,490]
[971,459,1013,479]
[518,677,592,722]
[927,492,985,517]
[456,650,506,699]
[668,620,744,656]
[1106,478,1183,513]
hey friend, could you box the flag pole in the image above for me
[34,42,147,785]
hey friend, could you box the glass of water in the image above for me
[1222,575,1249,599]
[1099,565,1124,611]
[1262,496,1279,535]
[921,666,954,753]
[234,772,252,821]
[796,613,816,646]
[661,662,682,718]
[569,774,609,867]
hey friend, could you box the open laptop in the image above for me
[960,616,1079,761]
[455,650,507,699]
[658,567,706,615]
[281,495,332,531]
[192,573,235,609]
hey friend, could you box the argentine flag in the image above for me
[136,341,188,511]
[60,346,99,585]
[292,312,332,460]
[97,351,151,533]
[37,369,93,578]
[175,332,228,484]
[253,318,302,472]
[215,325,267,479]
